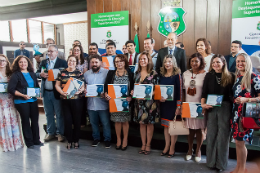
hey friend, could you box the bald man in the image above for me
[156,32,186,73]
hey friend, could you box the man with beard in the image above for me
[84,54,111,148]
[86,42,99,69]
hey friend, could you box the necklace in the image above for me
[191,69,200,79]
[117,70,126,77]
[216,76,221,84]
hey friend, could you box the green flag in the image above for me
[147,32,150,38]
[134,33,139,53]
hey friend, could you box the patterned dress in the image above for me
[110,74,131,122]
[76,60,88,73]
[133,70,160,124]
[231,73,260,144]
[0,73,24,152]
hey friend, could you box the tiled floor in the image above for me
[0,114,259,173]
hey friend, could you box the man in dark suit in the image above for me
[224,40,242,73]
[156,33,187,74]
[14,41,30,59]
[36,45,68,143]
[125,40,139,65]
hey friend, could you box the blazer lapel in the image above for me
[53,58,60,69]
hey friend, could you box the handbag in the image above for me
[241,103,260,129]
[168,116,189,135]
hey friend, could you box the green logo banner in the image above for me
[157,7,186,37]
[233,0,260,18]
[91,11,129,28]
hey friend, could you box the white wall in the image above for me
[64,22,88,59]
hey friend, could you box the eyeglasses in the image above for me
[68,60,77,63]
[0,60,6,63]
[48,50,56,53]
[115,60,124,64]
[74,49,81,52]
[20,44,25,45]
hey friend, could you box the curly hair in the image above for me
[187,53,205,70]
[0,54,12,77]
[12,55,34,73]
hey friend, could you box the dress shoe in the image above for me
[185,155,192,161]
[44,134,55,142]
[121,146,127,151]
[28,145,34,149]
[57,134,65,142]
[195,156,201,162]
[34,141,44,146]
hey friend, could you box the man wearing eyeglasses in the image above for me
[14,41,30,59]
[41,38,65,61]
[36,45,68,143]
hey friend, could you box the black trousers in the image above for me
[81,97,87,126]
[15,101,40,147]
[62,98,83,143]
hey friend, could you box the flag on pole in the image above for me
[134,33,139,53]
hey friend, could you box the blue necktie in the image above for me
[169,49,173,55]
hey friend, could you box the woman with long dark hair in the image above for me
[8,55,41,149]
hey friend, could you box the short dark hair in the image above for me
[232,40,242,48]
[67,55,79,65]
[144,38,153,44]
[12,55,34,73]
[106,42,116,48]
[89,54,102,62]
[89,42,98,49]
[114,54,129,69]
[106,40,113,43]
[176,42,184,48]
[187,53,205,70]
[125,40,136,47]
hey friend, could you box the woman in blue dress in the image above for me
[159,55,182,158]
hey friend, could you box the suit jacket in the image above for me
[225,54,236,73]
[36,57,68,99]
[156,47,187,74]
[125,53,140,65]
[41,51,65,61]
[14,49,30,59]
[8,71,39,100]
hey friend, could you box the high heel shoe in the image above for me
[139,145,146,154]
[168,152,175,158]
[144,146,151,155]
[185,155,192,161]
[195,156,201,162]
[121,146,127,151]
[161,150,169,156]
[66,143,72,150]
[115,145,121,150]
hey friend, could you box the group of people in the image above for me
[0,32,257,173]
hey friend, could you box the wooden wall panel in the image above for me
[194,0,207,41]
[177,0,184,43]
[87,0,232,56]
[183,0,195,57]
[150,0,161,50]
[130,0,142,51]
[207,0,219,54]
[104,0,112,13]
[218,0,232,55]
[112,0,121,12]
[121,0,130,11]
[87,0,96,45]
[95,0,104,13]
[140,0,151,52]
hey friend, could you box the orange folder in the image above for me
[62,77,73,93]
[154,85,161,100]
[108,85,116,98]
[102,57,110,70]
[182,102,191,118]
[109,99,118,112]
[47,69,59,81]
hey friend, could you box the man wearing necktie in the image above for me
[36,45,68,143]
[156,32,187,74]
[14,41,30,59]
[124,40,139,66]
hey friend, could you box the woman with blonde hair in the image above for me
[159,54,182,158]
[230,53,260,173]
[132,52,159,155]
[201,54,234,172]
[0,54,24,152]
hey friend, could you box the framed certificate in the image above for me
[109,98,129,112]
[108,84,128,98]
[86,84,104,97]
[206,94,223,106]
[182,102,204,119]
[27,87,40,97]
[132,84,153,100]
[0,82,8,93]
[154,85,174,101]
